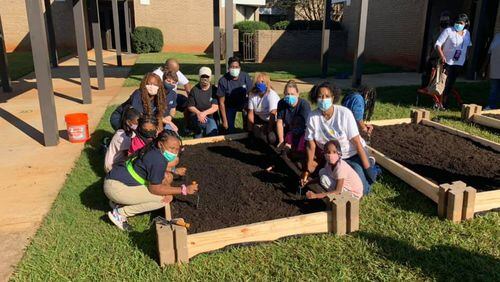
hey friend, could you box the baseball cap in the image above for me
[199,66,212,77]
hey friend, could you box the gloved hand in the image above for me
[364,166,378,184]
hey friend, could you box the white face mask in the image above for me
[145,84,159,95]
[229,68,241,77]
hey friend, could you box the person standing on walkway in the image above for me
[247,72,280,144]
[105,130,198,231]
[217,56,253,133]
[485,33,500,110]
[187,67,219,138]
[435,13,472,108]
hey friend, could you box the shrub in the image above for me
[272,20,290,30]
[131,26,164,54]
[234,20,270,35]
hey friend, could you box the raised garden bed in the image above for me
[368,111,500,223]
[156,133,360,266]
[462,104,500,130]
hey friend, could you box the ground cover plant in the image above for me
[11,63,500,280]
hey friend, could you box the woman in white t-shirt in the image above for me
[247,72,280,144]
[435,13,472,108]
[302,82,377,195]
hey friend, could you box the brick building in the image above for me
[0,0,264,53]
[341,0,500,75]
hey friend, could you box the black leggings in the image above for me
[443,64,462,107]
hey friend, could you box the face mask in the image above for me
[163,150,177,162]
[229,68,240,77]
[146,84,159,95]
[139,128,157,139]
[130,124,138,130]
[454,23,465,32]
[284,95,298,106]
[325,152,340,165]
[317,98,333,112]
[256,82,267,93]
[164,82,175,92]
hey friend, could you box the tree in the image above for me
[268,0,343,22]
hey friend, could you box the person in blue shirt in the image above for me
[217,56,253,133]
[341,86,377,135]
[105,130,199,231]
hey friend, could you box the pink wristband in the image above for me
[181,184,187,196]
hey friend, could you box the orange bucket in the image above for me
[65,113,90,143]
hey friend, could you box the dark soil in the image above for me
[484,113,500,120]
[370,123,500,191]
[171,139,325,234]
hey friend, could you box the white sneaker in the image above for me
[369,156,376,167]
[107,208,130,231]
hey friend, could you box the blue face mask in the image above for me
[163,150,177,162]
[164,82,175,92]
[284,95,298,106]
[256,82,267,93]
[454,23,465,32]
[317,98,333,112]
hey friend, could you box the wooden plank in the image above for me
[186,211,331,258]
[472,114,500,130]
[482,108,500,115]
[183,133,249,146]
[446,188,464,223]
[421,119,500,152]
[474,190,500,212]
[164,203,172,220]
[156,223,175,266]
[462,187,476,220]
[369,118,411,126]
[367,146,440,203]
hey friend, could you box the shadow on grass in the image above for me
[357,231,500,281]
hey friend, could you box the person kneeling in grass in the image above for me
[306,139,363,200]
[187,67,219,138]
[105,130,199,231]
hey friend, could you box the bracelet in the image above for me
[181,184,187,196]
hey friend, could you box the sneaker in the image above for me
[369,156,376,167]
[107,208,132,231]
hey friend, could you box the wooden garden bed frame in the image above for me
[369,110,500,223]
[461,104,500,130]
[157,133,360,266]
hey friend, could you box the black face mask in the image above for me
[164,82,175,92]
[138,128,157,139]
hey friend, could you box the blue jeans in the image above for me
[193,116,218,139]
[225,107,247,132]
[344,154,371,195]
[487,79,500,109]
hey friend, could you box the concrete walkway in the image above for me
[0,50,137,281]
[272,72,473,93]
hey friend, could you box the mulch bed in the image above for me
[484,113,500,120]
[171,139,325,234]
[370,123,500,192]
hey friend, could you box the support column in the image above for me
[123,0,132,54]
[320,0,332,78]
[0,14,12,93]
[89,0,105,90]
[224,0,233,66]
[73,0,92,104]
[25,0,59,146]
[352,0,369,87]
[111,0,122,66]
[43,0,58,68]
[213,0,221,82]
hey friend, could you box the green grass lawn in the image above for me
[11,75,500,279]
[123,52,405,87]
[6,50,73,80]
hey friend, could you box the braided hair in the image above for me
[139,73,167,128]
[130,129,182,163]
[360,86,377,121]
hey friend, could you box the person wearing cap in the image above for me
[187,67,219,138]
[435,13,472,108]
